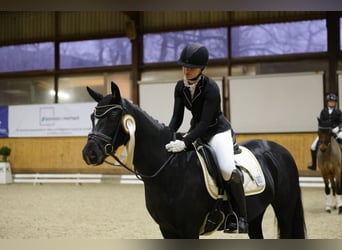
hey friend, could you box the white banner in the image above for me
[9,102,96,137]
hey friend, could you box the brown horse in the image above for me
[317,118,342,214]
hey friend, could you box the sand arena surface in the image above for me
[0,182,341,239]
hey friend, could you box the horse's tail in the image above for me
[291,187,307,239]
[263,148,306,239]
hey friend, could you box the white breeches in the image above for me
[311,137,319,151]
[208,130,236,181]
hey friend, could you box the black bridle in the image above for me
[318,126,332,146]
[88,104,124,157]
[87,102,175,180]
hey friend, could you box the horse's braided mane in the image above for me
[123,98,167,131]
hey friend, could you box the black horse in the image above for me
[82,82,306,239]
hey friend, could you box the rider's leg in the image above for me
[224,168,248,233]
[209,130,248,233]
[308,137,318,171]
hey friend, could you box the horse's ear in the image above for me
[111,81,122,101]
[86,86,103,103]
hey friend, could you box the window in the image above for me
[231,20,327,58]
[57,75,105,104]
[143,28,228,63]
[0,77,54,105]
[57,72,132,104]
[60,38,132,69]
[105,72,132,100]
[0,42,54,73]
[340,18,342,50]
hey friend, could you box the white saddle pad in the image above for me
[234,146,266,196]
[195,145,266,200]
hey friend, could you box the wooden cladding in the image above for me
[1,132,316,175]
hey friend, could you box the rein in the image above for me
[105,151,175,180]
[89,102,174,180]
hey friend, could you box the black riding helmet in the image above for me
[178,43,209,68]
[326,93,338,102]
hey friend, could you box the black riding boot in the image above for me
[307,149,317,171]
[224,169,248,234]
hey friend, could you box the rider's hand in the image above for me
[165,140,186,152]
[332,126,340,134]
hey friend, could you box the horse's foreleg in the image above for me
[324,179,333,213]
[159,227,181,239]
[247,212,264,239]
[159,226,199,239]
[324,179,330,195]
[337,195,342,215]
[330,176,337,196]
[336,176,342,214]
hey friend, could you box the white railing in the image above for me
[299,176,324,188]
[13,173,102,185]
[12,174,323,187]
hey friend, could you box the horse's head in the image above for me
[82,81,130,165]
[317,118,332,152]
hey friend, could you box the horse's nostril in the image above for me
[83,147,99,165]
[89,151,98,161]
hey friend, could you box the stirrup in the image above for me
[223,212,238,233]
[223,212,248,233]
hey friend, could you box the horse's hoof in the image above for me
[338,207,342,215]
[325,209,331,213]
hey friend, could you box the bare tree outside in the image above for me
[0,42,54,73]
[231,20,326,57]
[59,38,131,69]
[143,28,228,63]
[0,20,330,73]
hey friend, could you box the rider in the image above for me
[165,42,248,233]
[308,93,342,171]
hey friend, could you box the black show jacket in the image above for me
[168,75,232,147]
[319,107,342,128]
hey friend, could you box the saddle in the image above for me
[193,140,266,235]
[194,140,266,199]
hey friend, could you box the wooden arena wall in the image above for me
[1,133,317,176]
[0,137,128,175]
[236,133,317,176]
